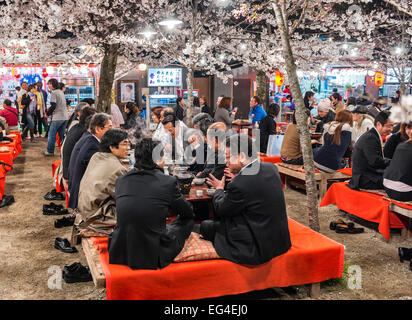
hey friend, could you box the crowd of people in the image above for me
[278,90,412,202]
[38,85,292,277]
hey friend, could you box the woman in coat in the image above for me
[314,110,353,173]
[351,105,375,144]
[214,97,236,127]
[20,84,37,142]
[384,123,412,159]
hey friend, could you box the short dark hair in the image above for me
[176,97,183,104]
[28,84,37,91]
[80,98,95,105]
[15,86,21,91]
[100,129,128,153]
[347,97,357,106]
[225,133,257,160]
[252,96,261,105]
[134,138,163,170]
[90,113,111,134]
[79,106,97,126]
[267,103,280,117]
[59,82,65,90]
[332,93,340,100]
[333,88,338,93]
[36,81,43,88]
[3,99,12,107]
[197,117,214,136]
[193,96,200,108]
[85,115,94,130]
[162,112,177,127]
[125,102,136,113]
[374,111,390,127]
[47,78,59,89]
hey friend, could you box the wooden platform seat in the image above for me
[320,182,410,241]
[82,218,344,300]
[275,163,352,199]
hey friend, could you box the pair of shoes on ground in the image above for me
[63,262,92,283]
[43,202,68,215]
[398,247,412,271]
[43,151,54,156]
[0,195,14,208]
[54,215,75,228]
[54,237,78,253]
[44,189,65,201]
[329,219,364,234]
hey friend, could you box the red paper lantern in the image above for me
[374,72,384,87]
[42,69,48,78]
[15,74,20,79]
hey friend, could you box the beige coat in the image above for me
[75,152,128,236]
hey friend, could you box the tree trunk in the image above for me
[186,67,195,126]
[97,43,120,114]
[255,69,268,109]
[272,1,320,232]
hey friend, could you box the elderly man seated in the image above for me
[74,129,130,238]
[200,134,292,265]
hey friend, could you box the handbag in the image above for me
[266,135,284,157]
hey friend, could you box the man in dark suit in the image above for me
[62,106,96,184]
[109,138,195,270]
[202,133,291,265]
[174,97,185,122]
[348,111,394,190]
[68,113,112,209]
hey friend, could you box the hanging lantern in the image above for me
[374,72,384,87]
[11,67,16,76]
[275,71,285,86]
[15,73,20,79]
[42,68,48,78]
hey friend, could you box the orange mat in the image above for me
[91,218,344,300]
[320,182,406,241]
[0,165,8,199]
[51,160,64,193]
[338,168,352,176]
[259,155,282,164]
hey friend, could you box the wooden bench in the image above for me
[275,163,351,199]
[386,200,412,239]
[82,237,106,288]
[81,219,344,300]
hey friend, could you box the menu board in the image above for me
[148,68,182,87]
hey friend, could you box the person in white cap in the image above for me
[314,98,336,133]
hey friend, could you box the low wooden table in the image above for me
[275,163,352,199]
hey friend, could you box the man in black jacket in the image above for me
[62,106,96,185]
[348,111,394,190]
[202,134,291,265]
[108,138,195,270]
[68,113,112,209]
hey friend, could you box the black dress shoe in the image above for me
[43,202,64,211]
[0,195,15,208]
[54,216,75,228]
[63,264,92,283]
[335,224,364,234]
[43,206,68,216]
[398,247,412,263]
[44,189,65,201]
[54,237,78,253]
[63,262,83,274]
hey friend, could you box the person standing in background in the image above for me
[248,96,267,124]
[199,96,211,116]
[175,97,185,122]
[44,78,69,156]
[34,83,47,137]
[37,81,48,136]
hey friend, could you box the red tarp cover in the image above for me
[320,182,406,241]
[91,218,344,300]
[259,155,282,164]
[51,159,64,193]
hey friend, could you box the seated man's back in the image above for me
[213,161,291,265]
[109,139,194,270]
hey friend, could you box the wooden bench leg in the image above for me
[310,283,320,299]
[319,179,328,200]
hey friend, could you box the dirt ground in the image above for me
[0,138,410,300]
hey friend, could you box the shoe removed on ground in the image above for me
[54,215,75,228]
[0,195,14,208]
[44,189,65,201]
[43,202,68,215]
[63,263,92,283]
[54,237,78,254]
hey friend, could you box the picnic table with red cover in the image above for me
[320,182,407,241]
[90,218,344,300]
